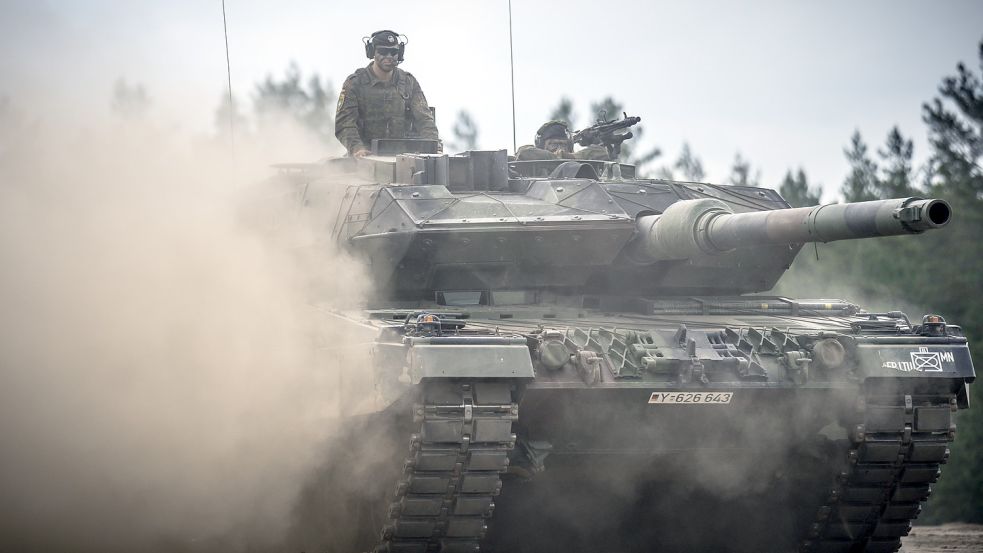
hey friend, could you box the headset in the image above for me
[363,30,407,62]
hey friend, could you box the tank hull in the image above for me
[288,297,972,553]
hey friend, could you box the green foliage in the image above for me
[778,38,983,523]
[841,130,879,201]
[672,142,705,181]
[651,142,706,181]
[841,126,919,200]
[448,110,479,152]
[877,126,916,197]
[917,39,983,524]
[728,152,760,187]
[548,97,577,128]
[778,168,821,207]
[254,62,336,145]
[588,97,622,124]
[921,42,983,199]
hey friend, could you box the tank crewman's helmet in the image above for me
[364,30,407,62]
[534,120,573,151]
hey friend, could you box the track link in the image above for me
[375,380,518,553]
[801,385,957,553]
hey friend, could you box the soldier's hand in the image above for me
[353,149,371,158]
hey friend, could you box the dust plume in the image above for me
[0,100,373,551]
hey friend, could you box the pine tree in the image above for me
[448,110,479,152]
[778,168,821,207]
[548,97,577,128]
[917,38,983,524]
[778,41,983,525]
[254,63,336,145]
[922,42,983,199]
[728,152,760,187]
[876,126,916,197]
[841,130,879,201]
[673,143,705,181]
[589,97,622,124]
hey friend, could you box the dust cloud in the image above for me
[773,242,935,321]
[487,386,856,553]
[0,100,373,552]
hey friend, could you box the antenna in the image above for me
[508,0,517,154]
[221,0,235,148]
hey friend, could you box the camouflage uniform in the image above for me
[334,64,439,155]
[515,120,611,161]
[515,144,610,161]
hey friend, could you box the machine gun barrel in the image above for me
[571,113,641,158]
[572,114,641,145]
[630,197,952,263]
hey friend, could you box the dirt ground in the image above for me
[900,524,983,553]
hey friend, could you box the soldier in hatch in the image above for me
[335,30,439,158]
[515,120,610,161]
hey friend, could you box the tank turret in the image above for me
[629,197,952,263]
[316,148,953,298]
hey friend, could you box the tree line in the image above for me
[775,40,983,523]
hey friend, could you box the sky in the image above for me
[2,0,981,199]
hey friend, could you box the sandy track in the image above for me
[900,524,983,553]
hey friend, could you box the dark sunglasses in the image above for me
[376,47,400,57]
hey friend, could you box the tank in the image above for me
[284,138,974,553]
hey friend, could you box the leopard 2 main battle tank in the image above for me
[286,136,974,553]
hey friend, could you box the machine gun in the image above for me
[571,112,642,159]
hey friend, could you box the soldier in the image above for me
[335,30,439,157]
[515,120,610,161]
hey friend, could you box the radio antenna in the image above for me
[221,0,235,148]
[508,0,517,154]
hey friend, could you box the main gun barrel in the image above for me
[630,197,952,263]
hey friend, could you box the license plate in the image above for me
[648,392,734,404]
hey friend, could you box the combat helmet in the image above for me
[364,30,406,62]
[534,120,573,151]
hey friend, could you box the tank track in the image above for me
[800,385,957,553]
[374,380,518,553]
